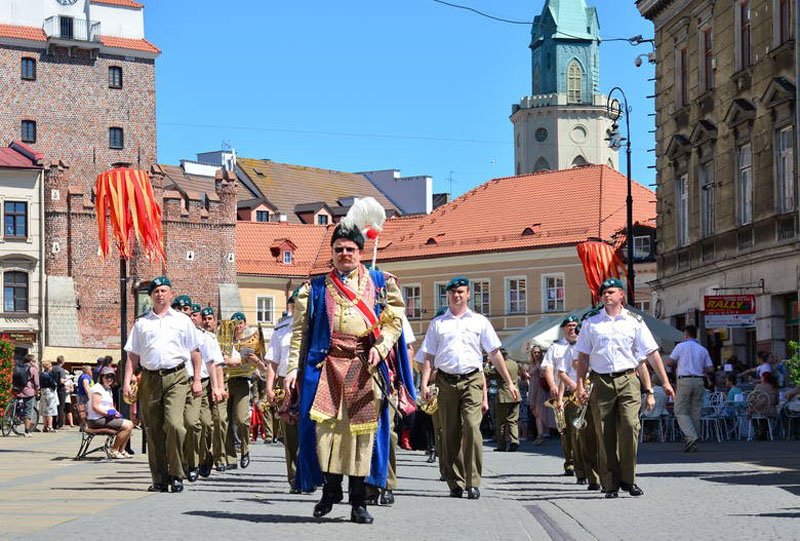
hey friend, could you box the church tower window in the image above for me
[534,157,550,172]
[567,61,583,103]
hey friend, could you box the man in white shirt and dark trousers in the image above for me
[668,324,713,452]
[123,276,203,493]
[420,276,520,500]
[575,278,674,499]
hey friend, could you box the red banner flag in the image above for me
[576,241,629,304]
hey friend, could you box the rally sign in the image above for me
[704,295,756,328]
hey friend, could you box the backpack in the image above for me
[12,363,30,391]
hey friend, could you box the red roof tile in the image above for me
[237,222,331,277]
[91,0,143,8]
[99,35,160,54]
[0,141,43,169]
[0,24,46,42]
[369,165,656,261]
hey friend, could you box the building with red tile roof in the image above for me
[236,165,657,340]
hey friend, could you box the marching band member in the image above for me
[201,308,232,472]
[575,278,674,498]
[123,276,202,493]
[542,318,577,475]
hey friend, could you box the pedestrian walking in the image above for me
[667,325,713,452]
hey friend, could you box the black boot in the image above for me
[349,476,373,524]
[313,474,343,518]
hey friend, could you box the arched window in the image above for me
[534,157,550,172]
[567,61,583,103]
[572,155,588,167]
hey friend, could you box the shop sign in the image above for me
[0,331,37,344]
[704,295,756,328]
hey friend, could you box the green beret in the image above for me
[171,294,192,309]
[446,276,469,291]
[148,275,171,294]
[190,303,202,314]
[330,223,364,250]
[561,315,580,327]
[200,307,214,317]
[599,277,624,294]
[231,312,246,322]
[288,286,302,305]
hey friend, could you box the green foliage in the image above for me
[787,341,800,387]
[0,338,13,417]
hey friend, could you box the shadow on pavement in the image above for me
[184,510,338,524]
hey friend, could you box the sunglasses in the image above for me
[334,246,357,254]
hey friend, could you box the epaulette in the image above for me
[626,309,643,323]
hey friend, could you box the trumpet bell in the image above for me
[417,384,439,415]
[123,378,138,405]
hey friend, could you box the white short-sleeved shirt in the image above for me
[266,316,293,377]
[186,328,224,379]
[574,308,658,374]
[401,316,416,345]
[542,339,572,373]
[422,308,502,375]
[87,383,114,421]
[669,339,713,377]
[124,307,200,371]
[556,341,579,382]
[756,362,772,377]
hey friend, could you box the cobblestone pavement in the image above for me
[2,428,798,540]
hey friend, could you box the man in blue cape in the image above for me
[284,221,415,525]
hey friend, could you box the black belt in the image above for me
[597,369,635,379]
[143,365,185,377]
[438,368,480,382]
[678,375,703,379]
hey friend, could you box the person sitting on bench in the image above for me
[89,367,134,459]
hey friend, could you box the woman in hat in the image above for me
[88,366,134,458]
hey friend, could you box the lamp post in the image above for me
[606,88,635,304]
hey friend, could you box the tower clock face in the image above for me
[535,128,548,142]
[57,0,78,5]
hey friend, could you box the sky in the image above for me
[145,0,657,197]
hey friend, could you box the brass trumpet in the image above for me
[417,384,439,415]
[123,377,139,405]
[259,387,286,412]
[544,398,566,434]
[571,376,594,431]
[217,319,237,358]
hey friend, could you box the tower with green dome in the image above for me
[511,0,618,174]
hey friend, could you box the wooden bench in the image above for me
[74,402,119,460]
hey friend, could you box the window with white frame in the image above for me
[567,61,582,103]
[699,161,715,237]
[282,251,293,264]
[541,274,564,313]
[402,285,421,319]
[776,126,795,214]
[506,277,527,314]
[470,280,490,316]
[635,299,652,314]
[676,174,689,246]
[735,0,751,70]
[434,283,448,314]
[737,142,753,225]
[633,235,651,259]
[256,296,274,324]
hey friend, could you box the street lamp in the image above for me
[606,88,635,304]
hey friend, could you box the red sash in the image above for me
[328,270,381,340]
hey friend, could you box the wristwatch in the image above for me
[645,389,654,395]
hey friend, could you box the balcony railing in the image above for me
[43,16,101,42]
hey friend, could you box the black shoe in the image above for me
[227,463,238,471]
[587,483,601,491]
[240,453,250,469]
[507,443,519,452]
[215,463,226,472]
[199,460,212,478]
[604,490,619,499]
[449,487,463,498]
[563,469,575,477]
[170,477,184,493]
[684,439,699,453]
[364,495,379,506]
[439,474,446,482]
[350,505,374,524]
[427,453,437,463]
[289,487,301,494]
[494,446,506,452]
[380,490,395,505]
[466,487,480,500]
[147,483,168,493]
[620,482,644,497]
[186,469,199,483]
[576,478,588,485]
[314,496,333,518]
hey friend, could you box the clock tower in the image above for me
[510,0,617,174]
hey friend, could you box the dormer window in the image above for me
[316,214,329,225]
[256,210,269,222]
[282,251,293,264]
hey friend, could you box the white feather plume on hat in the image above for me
[340,196,386,237]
